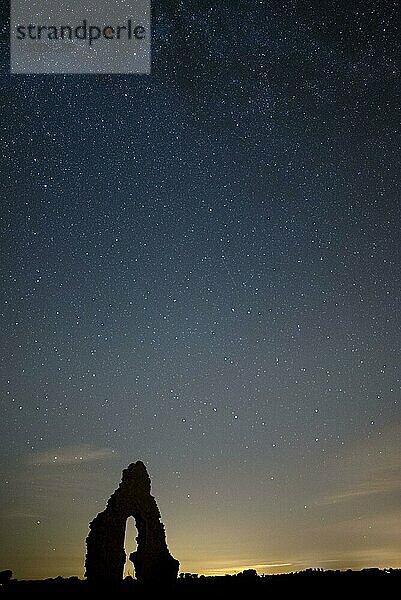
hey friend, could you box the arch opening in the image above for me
[124,516,137,578]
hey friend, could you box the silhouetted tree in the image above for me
[238,569,258,578]
[0,570,12,585]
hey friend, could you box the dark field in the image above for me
[1,570,400,598]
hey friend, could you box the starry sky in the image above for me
[1,0,400,580]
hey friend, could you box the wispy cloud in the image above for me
[0,510,43,520]
[316,479,401,506]
[313,423,401,509]
[28,444,115,466]
[205,562,293,575]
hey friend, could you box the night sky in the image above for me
[1,0,400,579]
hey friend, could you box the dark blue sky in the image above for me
[1,0,400,578]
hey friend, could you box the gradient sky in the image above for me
[1,0,400,580]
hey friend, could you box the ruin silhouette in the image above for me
[85,461,179,588]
